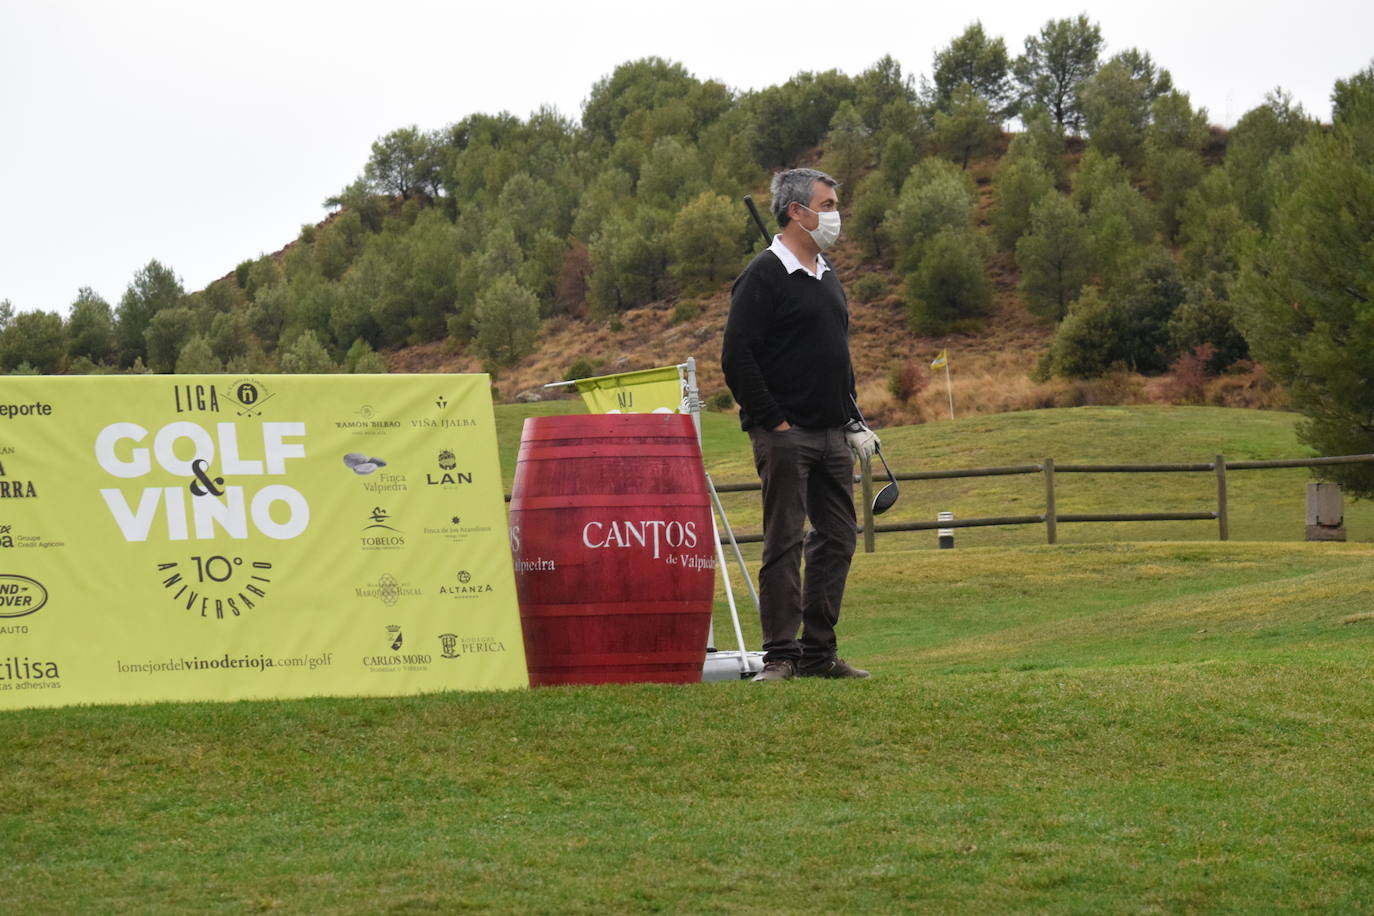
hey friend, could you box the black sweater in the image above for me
[721,248,857,431]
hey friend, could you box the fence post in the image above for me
[1043,457,1057,545]
[1215,454,1229,541]
[860,454,876,554]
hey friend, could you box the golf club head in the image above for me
[872,481,899,516]
[871,450,900,515]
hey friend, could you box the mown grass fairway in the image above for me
[498,403,1373,548]
[4,406,1373,912]
[4,540,1374,913]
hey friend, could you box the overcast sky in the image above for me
[3,0,1371,316]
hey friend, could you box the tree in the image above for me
[1010,105,1068,182]
[1080,50,1173,167]
[1013,15,1104,133]
[586,208,672,314]
[1167,275,1249,371]
[1144,91,1210,238]
[931,22,1015,119]
[115,259,184,366]
[66,287,115,364]
[1233,81,1374,494]
[1084,182,1158,293]
[143,306,199,374]
[933,83,999,169]
[848,172,894,259]
[1224,90,1315,230]
[474,274,541,367]
[279,330,336,374]
[362,126,443,198]
[582,57,700,144]
[990,155,1054,251]
[1332,61,1374,125]
[1047,254,1186,377]
[854,55,917,133]
[877,131,923,191]
[820,101,871,190]
[208,310,253,366]
[904,228,992,332]
[884,158,978,273]
[174,335,223,374]
[637,136,707,207]
[669,191,743,295]
[496,172,560,247]
[0,310,65,373]
[344,337,387,373]
[747,70,856,166]
[1015,193,1091,320]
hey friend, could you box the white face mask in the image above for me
[798,205,841,250]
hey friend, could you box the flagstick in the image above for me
[944,360,955,419]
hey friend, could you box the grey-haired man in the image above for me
[721,168,877,682]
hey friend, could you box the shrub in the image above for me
[904,228,992,333]
[706,391,735,411]
[670,301,701,325]
[566,358,599,381]
[887,359,928,403]
[1160,343,1216,404]
[852,274,887,304]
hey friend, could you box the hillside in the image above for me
[384,210,1055,428]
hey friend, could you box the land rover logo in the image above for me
[0,574,47,618]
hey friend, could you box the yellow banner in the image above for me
[0,374,527,709]
[931,349,948,369]
[574,366,684,415]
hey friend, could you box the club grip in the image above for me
[743,195,772,248]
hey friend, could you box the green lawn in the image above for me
[4,406,1373,913]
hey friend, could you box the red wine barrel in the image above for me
[509,413,716,685]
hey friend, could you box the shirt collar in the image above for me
[769,234,829,279]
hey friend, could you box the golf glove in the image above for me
[844,419,880,462]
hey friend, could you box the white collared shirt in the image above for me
[768,234,830,280]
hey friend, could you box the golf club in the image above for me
[851,395,900,516]
[741,195,901,516]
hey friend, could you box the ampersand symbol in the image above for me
[189,459,225,497]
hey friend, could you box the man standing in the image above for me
[721,168,878,682]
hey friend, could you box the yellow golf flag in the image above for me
[931,349,948,369]
[574,366,685,414]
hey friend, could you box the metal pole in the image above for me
[945,361,955,419]
[1044,457,1057,545]
[1215,454,1229,541]
[860,454,876,554]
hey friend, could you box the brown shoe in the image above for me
[799,657,870,679]
[751,659,797,682]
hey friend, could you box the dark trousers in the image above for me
[748,426,857,667]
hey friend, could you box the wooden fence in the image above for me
[712,454,1374,552]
